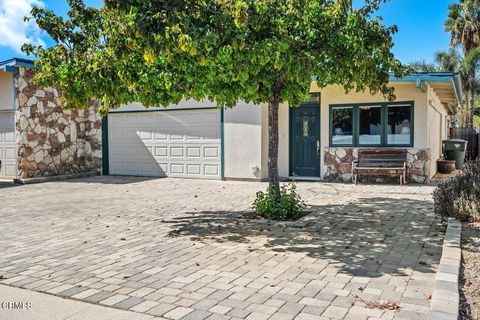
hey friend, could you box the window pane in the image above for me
[358,105,382,145]
[387,105,411,145]
[331,107,353,145]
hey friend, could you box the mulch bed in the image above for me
[459,222,480,320]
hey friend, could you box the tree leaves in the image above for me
[25,0,406,113]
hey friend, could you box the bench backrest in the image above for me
[357,149,407,168]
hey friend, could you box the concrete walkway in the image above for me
[0,284,159,320]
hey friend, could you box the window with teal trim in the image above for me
[359,105,382,145]
[331,106,354,145]
[330,102,413,147]
[387,104,412,145]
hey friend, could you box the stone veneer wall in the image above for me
[324,147,431,184]
[15,68,102,179]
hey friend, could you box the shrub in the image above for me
[252,181,306,221]
[433,161,480,222]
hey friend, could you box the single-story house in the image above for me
[0,58,461,183]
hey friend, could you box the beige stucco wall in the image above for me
[426,86,450,178]
[276,82,450,179]
[0,70,14,110]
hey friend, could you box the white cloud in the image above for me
[0,0,45,54]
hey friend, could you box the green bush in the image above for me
[252,181,306,221]
[433,161,480,222]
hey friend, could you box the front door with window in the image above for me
[290,104,320,177]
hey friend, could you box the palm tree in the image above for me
[407,60,438,72]
[445,0,480,128]
[434,49,462,72]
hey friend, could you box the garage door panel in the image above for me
[155,147,168,157]
[5,146,16,159]
[0,111,16,178]
[170,163,184,174]
[3,164,16,177]
[138,131,153,140]
[109,110,221,179]
[154,133,168,140]
[170,147,184,157]
[186,164,201,175]
[204,147,219,158]
[204,164,219,176]
[186,147,201,158]
[110,115,124,127]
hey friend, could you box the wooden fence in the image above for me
[450,127,479,160]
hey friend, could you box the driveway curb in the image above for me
[14,171,100,185]
[430,218,462,320]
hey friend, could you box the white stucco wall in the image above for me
[224,102,264,179]
[0,70,14,110]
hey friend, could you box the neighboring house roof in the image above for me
[0,58,36,74]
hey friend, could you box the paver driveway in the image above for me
[0,177,444,320]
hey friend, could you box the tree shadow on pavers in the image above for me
[166,196,446,278]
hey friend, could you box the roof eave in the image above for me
[0,58,36,74]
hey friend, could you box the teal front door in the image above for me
[290,104,320,177]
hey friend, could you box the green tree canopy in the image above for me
[24,0,406,197]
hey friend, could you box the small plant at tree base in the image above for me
[252,181,306,221]
[433,161,480,222]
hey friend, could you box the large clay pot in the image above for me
[437,159,456,174]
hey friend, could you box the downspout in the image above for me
[12,69,19,180]
[220,107,225,181]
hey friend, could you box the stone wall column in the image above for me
[15,68,102,179]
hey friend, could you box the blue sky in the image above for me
[0,0,456,64]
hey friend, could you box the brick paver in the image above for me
[0,176,444,319]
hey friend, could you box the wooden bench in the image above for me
[352,149,407,185]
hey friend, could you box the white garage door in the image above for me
[108,109,221,179]
[0,111,17,178]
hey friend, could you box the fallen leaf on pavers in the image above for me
[359,298,400,310]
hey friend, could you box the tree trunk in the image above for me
[468,87,475,128]
[268,99,281,200]
[267,77,283,201]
